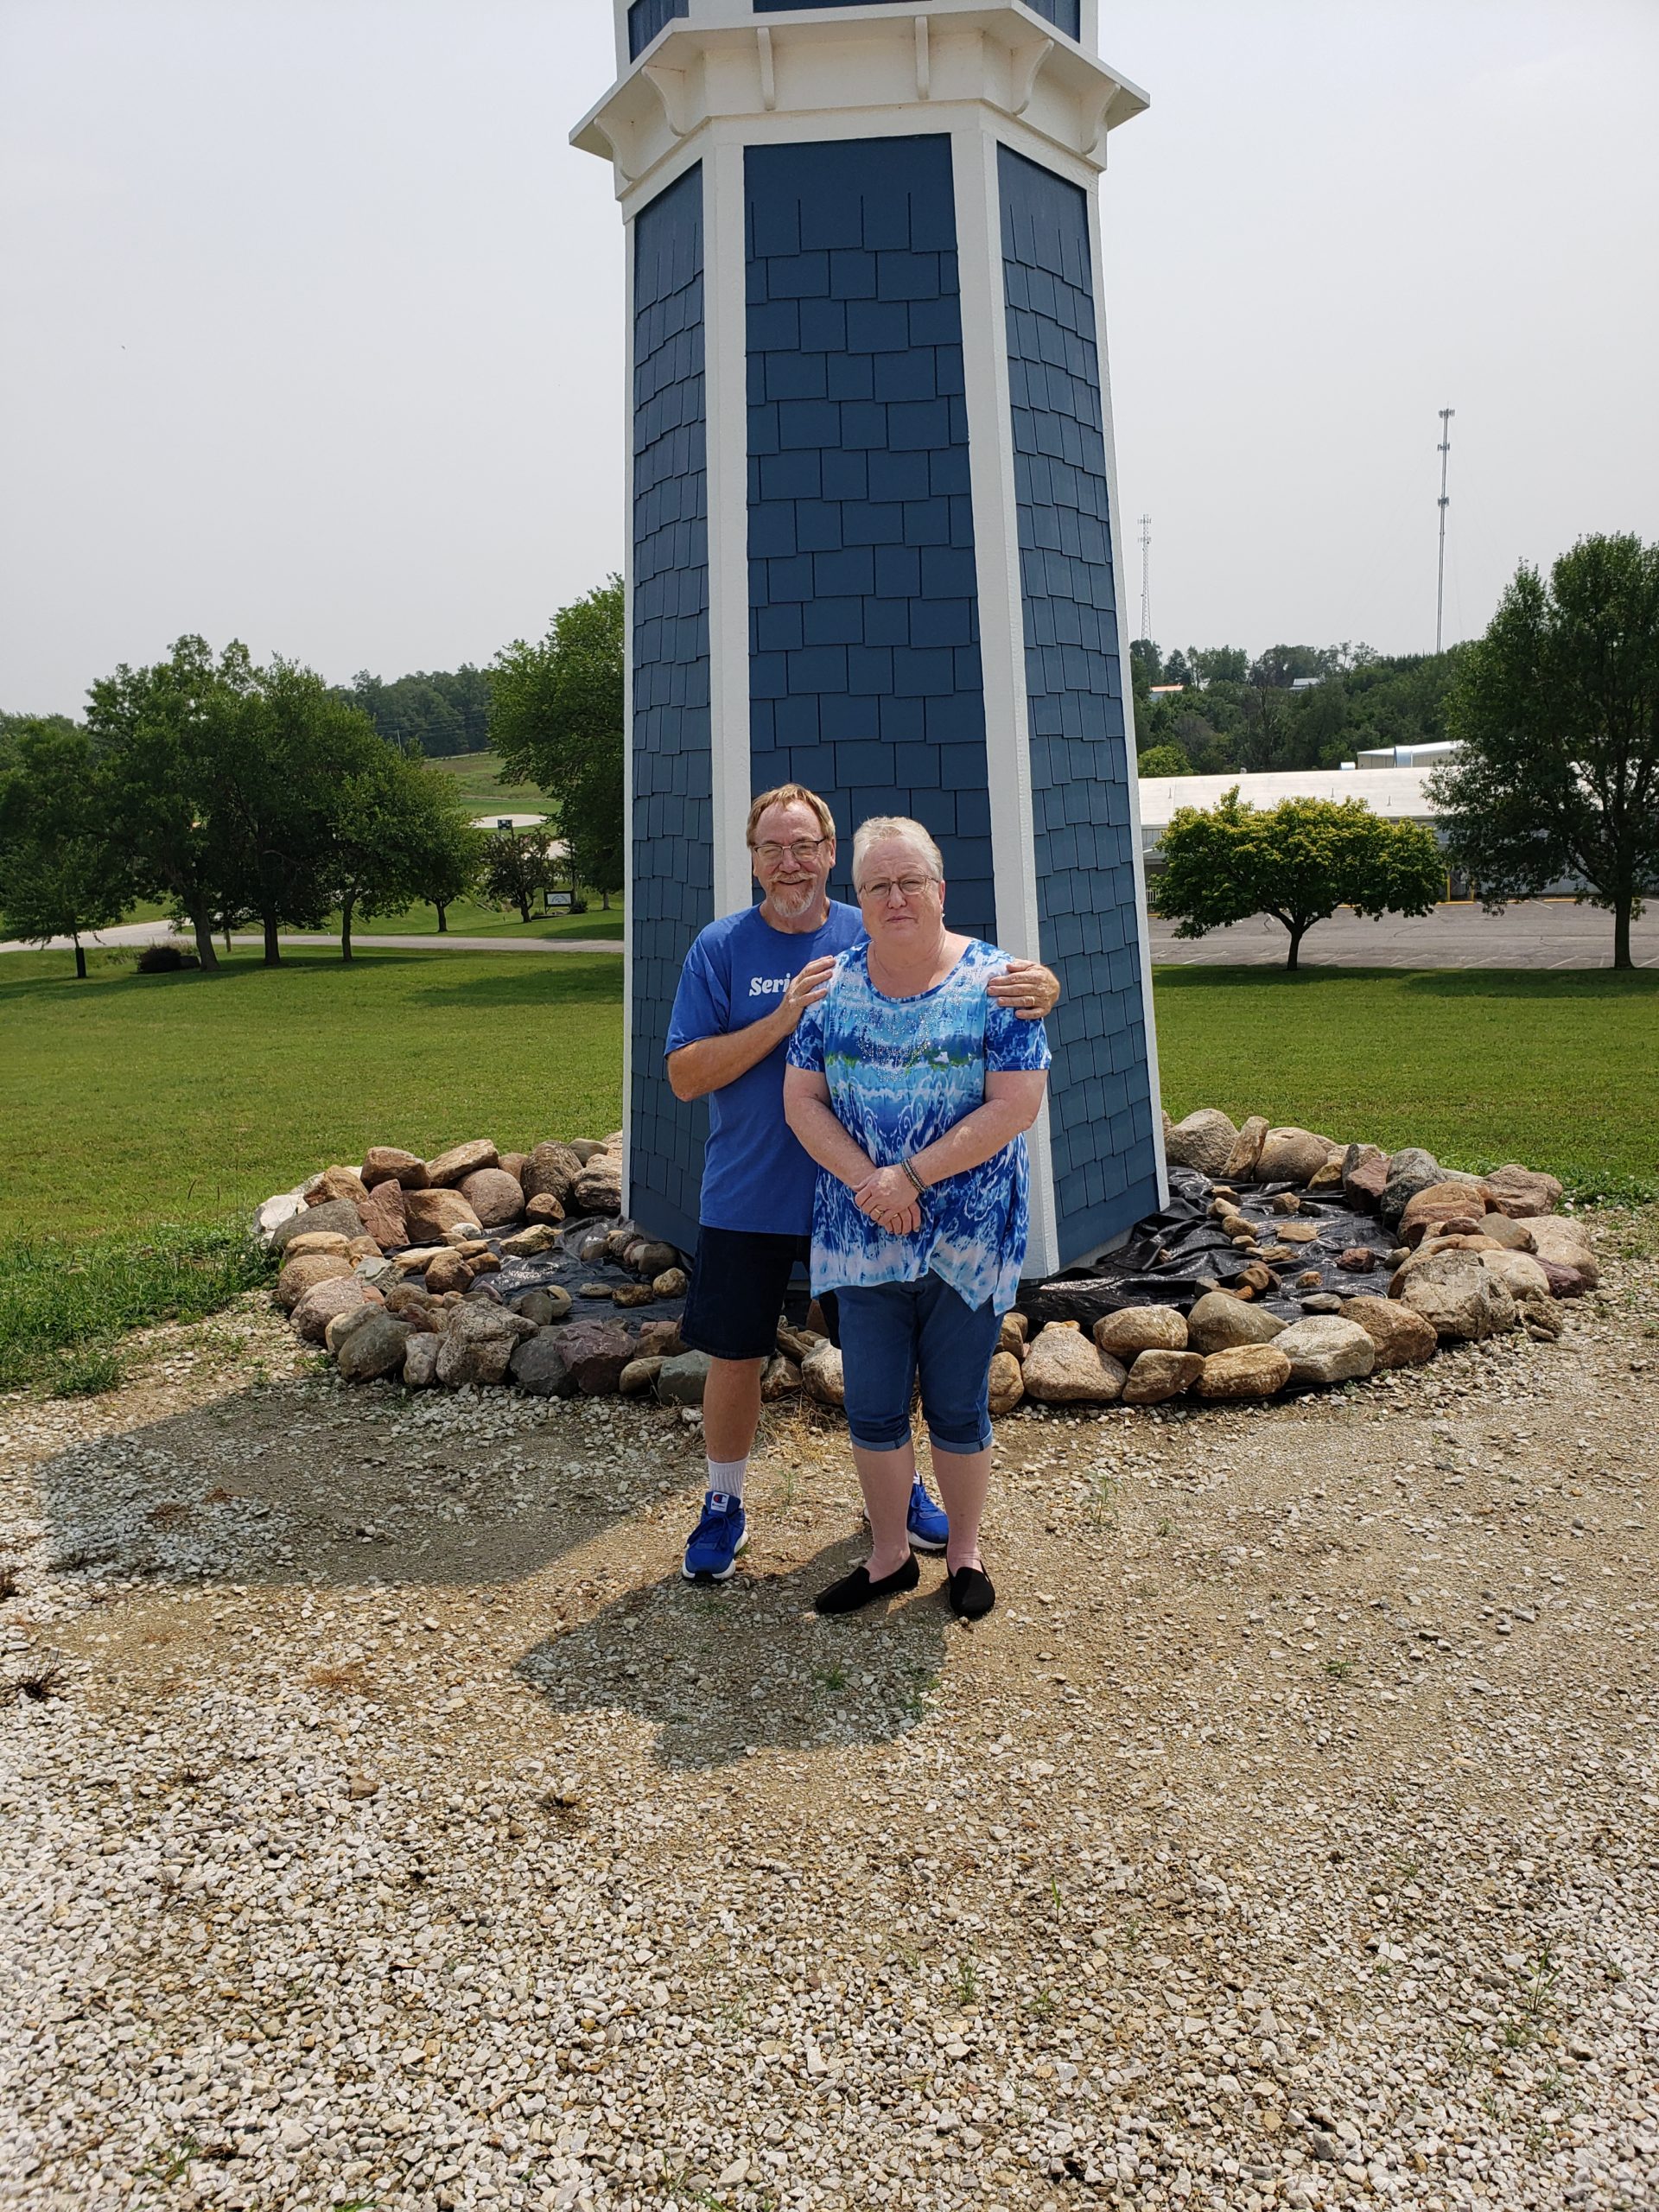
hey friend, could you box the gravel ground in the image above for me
[3,1211,1656,2212]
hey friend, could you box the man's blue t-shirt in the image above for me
[664,900,866,1236]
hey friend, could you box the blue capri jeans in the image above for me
[835,1274,1003,1456]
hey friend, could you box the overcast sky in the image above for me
[3,0,1656,716]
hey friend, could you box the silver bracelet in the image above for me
[900,1157,927,1195]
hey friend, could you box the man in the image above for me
[665,783,1058,1581]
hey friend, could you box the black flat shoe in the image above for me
[813,1552,920,1616]
[948,1564,995,1620]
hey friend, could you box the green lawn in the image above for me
[333,898,623,943]
[1154,966,1659,1201]
[0,946,625,1242]
[426,749,552,815]
[1,954,1654,1251]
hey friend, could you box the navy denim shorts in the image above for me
[681,1225,837,1363]
[836,1274,1001,1455]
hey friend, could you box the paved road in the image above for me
[4,904,1652,968]
[1145,900,1656,968]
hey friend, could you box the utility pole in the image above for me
[1138,512,1152,644]
[1435,408,1454,654]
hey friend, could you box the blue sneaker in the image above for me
[906,1478,950,1554]
[682,1491,748,1582]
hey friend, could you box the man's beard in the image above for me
[767,878,819,917]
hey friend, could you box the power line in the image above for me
[1435,408,1454,654]
[1138,512,1152,643]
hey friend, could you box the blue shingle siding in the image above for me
[628,0,687,61]
[1023,0,1082,38]
[632,162,712,1253]
[745,136,995,941]
[998,143,1159,1261]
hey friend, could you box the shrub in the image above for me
[135,944,200,974]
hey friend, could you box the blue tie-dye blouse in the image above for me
[786,939,1051,1315]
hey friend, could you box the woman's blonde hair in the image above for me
[851,815,944,890]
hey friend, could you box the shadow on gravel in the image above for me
[514,1542,953,1771]
[23,1374,687,1594]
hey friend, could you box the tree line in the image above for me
[0,580,627,975]
[1129,638,1460,779]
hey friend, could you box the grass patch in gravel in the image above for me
[0,1222,270,1394]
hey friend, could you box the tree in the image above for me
[86,637,243,971]
[492,579,626,910]
[1136,743,1192,778]
[420,810,486,931]
[325,745,483,960]
[341,665,493,758]
[482,827,556,924]
[1154,786,1445,969]
[0,724,131,977]
[1431,533,1659,969]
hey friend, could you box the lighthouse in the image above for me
[573,0,1166,1274]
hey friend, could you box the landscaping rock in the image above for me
[1402,1179,1494,1243]
[271,1198,364,1255]
[523,1141,584,1206]
[1021,1327,1128,1405]
[423,1252,474,1296]
[334,1310,411,1383]
[987,1349,1026,1414]
[425,1139,499,1188]
[283,1230,353,1260]
[1255,1127,1336,1186]
[1521,1295,1567,1341]
[402,1332,441,1387]
[290,1276,375,1344]
[499,1224,562,1259]
[362,1146,428,1189]
[404,1189,483,1242]
[554,1320,637,1396]
[1527,1216,1599,1287]
[1338,1296,1439,1368]
[612,1285,656,1308]
[358,1179,408,1250]
[620,1356,666,1396]
[1380,1147,1445,1227]
[275,1253,355,1312]
[1093,1305,1187,1357]
[573,1156,624,1215]
[511,1286,572,1326]
[1483,1162,1564,1218]
[1536,1257,1586,1298]
[460,1167,525,1228]
[653,1268,689,1298]
[508,1328,579,1397]
[1480,1248,1558,1313]
[1300,1293,1344,1313]
[383,1282,431,1321]
[434,1301,537,1388]
[1396,1252,1518,1341]
[626,1240,680,1278]
[498,1152,531,1187]
[1122,1350,1206,1405]
[1273,1315,1376,1387]
[656,1351,713,1407]
[998,1313,1027,1359]
[1306,1154,1346,1190]
[524,1194,566,1225]
[323,1305,378,1355]
[1220,1115,1269,1181]
[637,1319,688,1359]
[1163,1109,1238,1178]
[1337,1247,1379,1272]
[306,1166,372,1211]
[1341,1143,1389,1207]
[1198,1344,1291,1400]
[1475,1210,1535,1251]
[1185,1291,1286,1354]
[802,1343,846,1408]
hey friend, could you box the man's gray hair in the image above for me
[851,815,944,889]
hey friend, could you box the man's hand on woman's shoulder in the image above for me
[988,959,1060,1020]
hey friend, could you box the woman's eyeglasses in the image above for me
[858,874,934,904]
[751,836,829,864]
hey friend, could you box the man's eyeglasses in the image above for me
[859,874,935,904]
[752,836,829,865]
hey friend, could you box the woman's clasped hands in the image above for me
[851,1162,922,1236]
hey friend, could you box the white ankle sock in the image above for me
[706,1458,747,1503]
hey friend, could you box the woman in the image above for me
[783,817,1050,1622]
